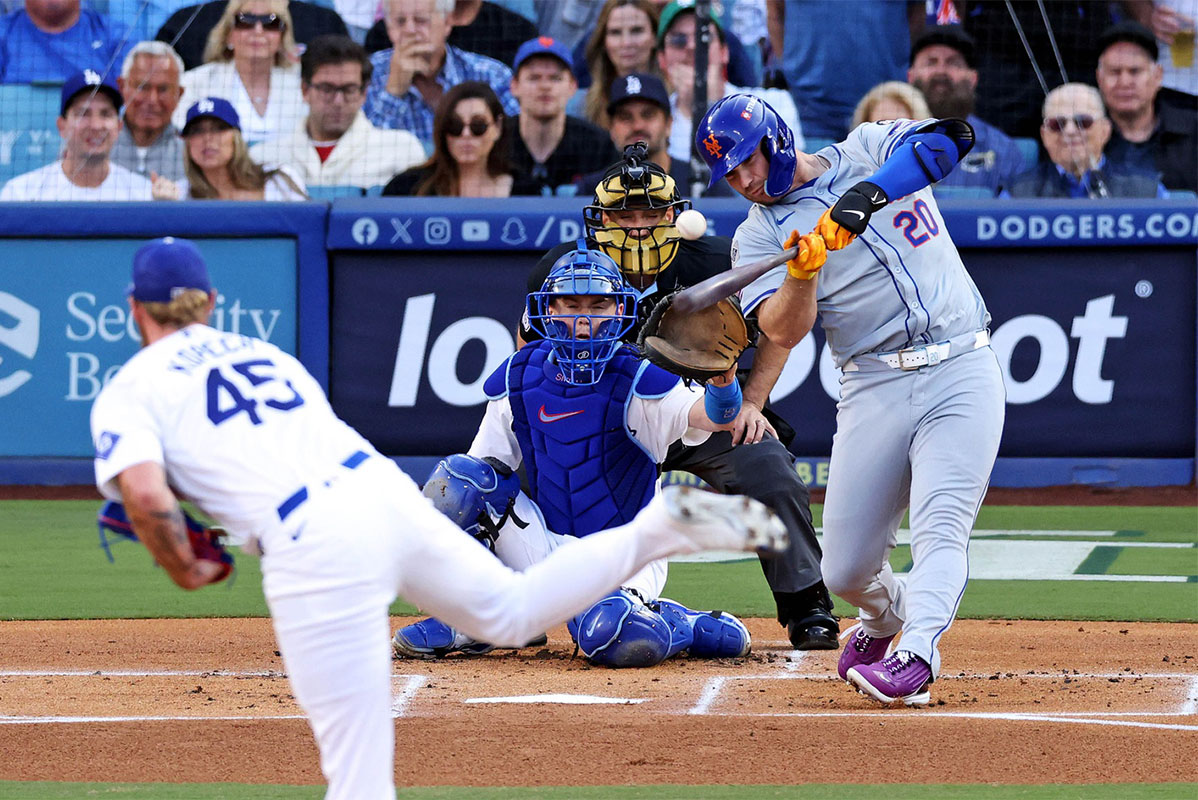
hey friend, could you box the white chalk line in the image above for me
[688,677,727,715]
[694,710,1198,732]
[390,674,427,718]
[1180,675,1198,715]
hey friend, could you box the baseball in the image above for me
[675,209,707,240]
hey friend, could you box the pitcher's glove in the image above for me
[97,500,234,583]
[638,291,751,382]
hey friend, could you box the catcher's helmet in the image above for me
[421,454,520,550]
[584,142,691,280]
[695,94,796,197]
[527,246,637,385]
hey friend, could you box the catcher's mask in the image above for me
[584,142,691,280]
[527,246,637,385]
[421,454,522,550]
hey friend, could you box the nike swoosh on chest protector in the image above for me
[538,405,585,423]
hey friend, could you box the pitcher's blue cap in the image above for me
[129,237,211,302]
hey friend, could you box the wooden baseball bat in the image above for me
[671,246,798,314]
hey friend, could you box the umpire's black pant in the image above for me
[663,432,823,615]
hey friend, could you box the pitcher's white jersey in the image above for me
[90,324,372,548]
[733,119,991,367]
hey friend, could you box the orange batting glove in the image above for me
[783,229,827,281]
[815,208,857,250]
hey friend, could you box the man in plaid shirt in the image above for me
[364,0,519,152]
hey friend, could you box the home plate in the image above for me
[465,694,648,705]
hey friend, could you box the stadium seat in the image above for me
[1013,137,1040,171]
[0,85,63,186]
[306,185,367,200]
[1165,189,1197,200]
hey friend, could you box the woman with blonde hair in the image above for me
[172,0,307,143]
[154,97,307,201]
[851,81,932,129]
[577,0,661,127]
[382,82,524,198]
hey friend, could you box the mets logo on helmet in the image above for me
[703,133,722,157]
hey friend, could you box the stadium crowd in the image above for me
[0,0,1194,201]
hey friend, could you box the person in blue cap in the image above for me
[0,70,154,201]
[507,35,618,195]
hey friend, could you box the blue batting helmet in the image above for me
[527,246,637,385]
[695,94,797,197]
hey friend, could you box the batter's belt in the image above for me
[843,330,991,373]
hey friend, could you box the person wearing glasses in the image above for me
[154,96,308,200]
[172,0,307,144]
[1005,83,1166,199]
[250,35,423,190]
[381,81,523,197]
[364,0,519,154]
[655,0,802,170]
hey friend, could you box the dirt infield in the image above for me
[1,617,1194,787]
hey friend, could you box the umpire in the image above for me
[517,144,838,650]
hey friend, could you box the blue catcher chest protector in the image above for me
[695,94,797,197]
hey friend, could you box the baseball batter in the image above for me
[697,95,1006,705]
[394,246,757,666]
[89,237,786,799]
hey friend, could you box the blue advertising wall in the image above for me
[0,197,1194,486]
[326,197,1198,487]
[0,203,327,477]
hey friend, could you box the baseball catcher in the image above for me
[511,144,840,651]
[393,246,768,666]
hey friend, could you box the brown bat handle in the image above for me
[671,246,798,314]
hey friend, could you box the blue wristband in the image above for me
[704,380,742,424]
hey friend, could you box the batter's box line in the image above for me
[391,674,427,718]
[707,709,1198,732]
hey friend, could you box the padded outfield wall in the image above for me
[0,197,1194,487]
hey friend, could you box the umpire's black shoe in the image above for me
[787,609,840,650]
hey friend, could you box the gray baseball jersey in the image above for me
[731,118,1006,680]
[734,118,991,367]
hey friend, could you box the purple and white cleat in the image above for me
[836,623,896,681]
[847,650,932,707]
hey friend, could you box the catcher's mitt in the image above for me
[638,291,751,382]
[97,500,234,583]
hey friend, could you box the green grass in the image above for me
[0,784,1193,800]
[0,500,1194,622]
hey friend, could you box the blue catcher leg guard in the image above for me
[391,618,495,659]
[567,590,673,668]
[653,599,752,658]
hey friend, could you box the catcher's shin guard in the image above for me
[567,590,673,668]
[653,599,751,658]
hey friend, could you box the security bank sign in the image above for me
[0,238,296,457]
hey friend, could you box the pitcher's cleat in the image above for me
[847,650,932,707]
[661,486,788,555]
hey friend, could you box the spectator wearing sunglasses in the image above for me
[382,80,525,196]
[172,0,307,144]
[1095,21,1197,194]
[251,35,423,189]
[656,0,802,168]
[506,36,618,196]
[1005,83,1166,199]
[364,0,519,154]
